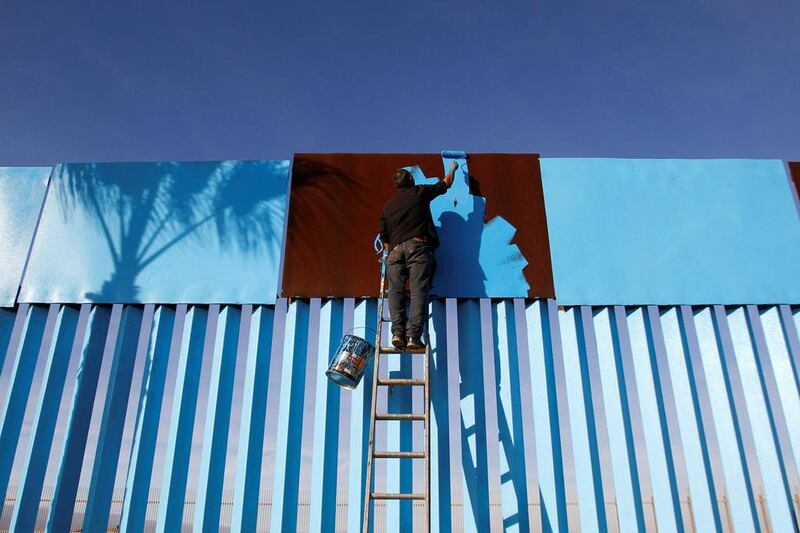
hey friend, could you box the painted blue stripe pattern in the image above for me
[0,300,796,531]
[120,305,175,533]
[9,305,81,531]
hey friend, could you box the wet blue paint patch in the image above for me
[19,161,289,304]
[410,154,529,297]
[542,158,800,304]
[0,167,51,307]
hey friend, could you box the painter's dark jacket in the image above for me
[379,182,447,249]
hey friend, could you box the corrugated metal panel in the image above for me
[0,300,798,532]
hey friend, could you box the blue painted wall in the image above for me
[0,300,798,531]
[19,161,289,304]
[411,154,529,297]
[0,167,51,307]
[0,156,799,531]
[541,158,800,305]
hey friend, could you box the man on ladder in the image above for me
[362,160,457,532]
[378,161,456,349]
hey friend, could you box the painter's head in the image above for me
[392,168,414,189]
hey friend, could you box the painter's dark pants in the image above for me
[387,239,433,338]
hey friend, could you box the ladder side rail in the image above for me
[424,335,431,532]
[362,250,388,532]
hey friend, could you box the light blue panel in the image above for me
[491,300,531,530]
[607,307,651,531]
[675,306,731,525]
[456,299,491,532]
[0,304,49,505]
[231,306,274,533]
[120,305,175,533]
[575,307,619,529]
[544,300,584,532]
[558,308,605,532]
[47,305,112,533]
[0,308,15,368]
[270,300,310,533]
[628,308,684,532]
[523,300,568,533]
[477,299,504,532]
[19,160,289,304]
[155,306,208,532]
[410,155,529,297]
[9,305,80,532]
[0,167,50,307]
[346,299,376,533]
[429,299,453,532]
[726,307,796,531]
[84,305,144,531]
[692,307,759,531]
[193,305,241,532]
[541,159,800,304]
[308,300,342,533]
[0,297,794,529]
[593,308,648,533]
[777,306,800,401]
[758,307,800,493]
[659,308,722,533]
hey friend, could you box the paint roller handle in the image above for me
[442,161,457,189]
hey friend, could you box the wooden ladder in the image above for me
[362,251,431,532]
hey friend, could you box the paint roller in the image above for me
[440,150,468,160]
[440,151,468,208]
[441,150,468,174]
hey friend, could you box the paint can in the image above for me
[326,334,376,389]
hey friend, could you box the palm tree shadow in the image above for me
[57,160,288,302]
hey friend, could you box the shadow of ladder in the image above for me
[459,381,528,531]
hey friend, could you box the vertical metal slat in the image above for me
[46,305,113,532]
[9,304,80,531]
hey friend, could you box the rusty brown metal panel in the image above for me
[789,162,800,208]
[282,153,444,298]
[467,153,554,298]
[281,153,554,298]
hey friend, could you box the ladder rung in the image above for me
[375,413,425,421]
[373,451,425,459]
[378,378,426,386]
[379,346,425,354]
[371,492,425,500]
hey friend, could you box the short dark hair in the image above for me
[392,168,413,188]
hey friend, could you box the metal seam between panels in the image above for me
[0,300,798,532]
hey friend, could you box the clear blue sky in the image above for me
[1,0,798,165]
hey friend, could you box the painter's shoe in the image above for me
[392,334,406,349]
[406,336,426,350]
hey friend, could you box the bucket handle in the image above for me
[347,325,378,339]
